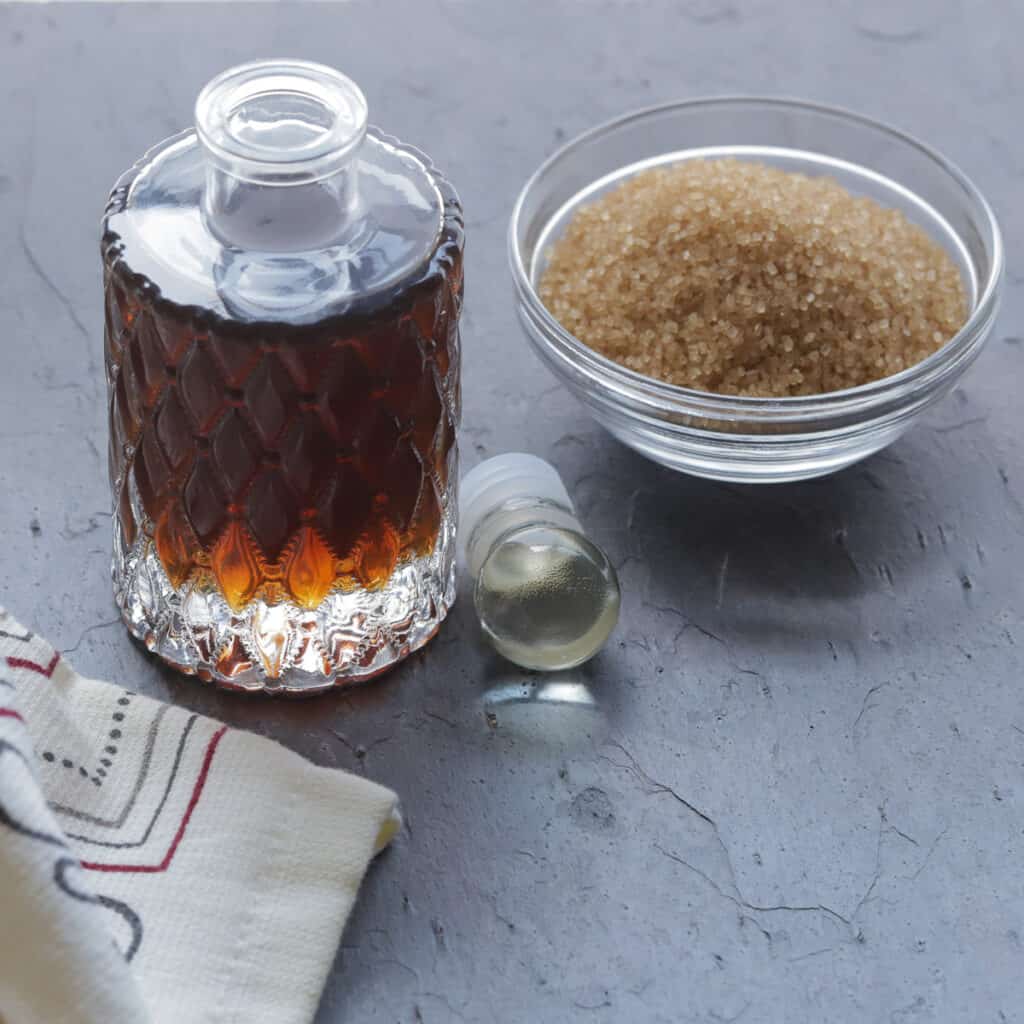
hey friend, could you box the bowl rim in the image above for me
[508,95,1004,420]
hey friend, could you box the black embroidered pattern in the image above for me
[0,736,144,961]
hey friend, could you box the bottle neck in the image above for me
[202,163,361,253]
[195,60,368,253]
[464,497,582,580]
[460,453,581,578]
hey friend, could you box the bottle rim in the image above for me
[195,59,368,185]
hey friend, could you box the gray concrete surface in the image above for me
[1,2,1022,1021]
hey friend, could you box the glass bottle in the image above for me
[102,61,463,694]
[460,454,620,671]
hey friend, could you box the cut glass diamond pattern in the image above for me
[105,142,463,692]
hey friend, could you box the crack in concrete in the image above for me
[656,842,853,929]
[650,802,926,943]
[901,827,949,881]
[420,992,469,1021]
[61,617,121,655]
[789,946,836,963]
[709,1001,751,1023]
[59,514,102,541]
[738,912,772,945]
[602,740,720,832]
[642,601,725,646]
[573,994,612,1011]
[848,810,885,924]
[422,708,457,729]
[18,222,95,377]
[929,416,989,435]
[599,739,840,927]
[327,728,393,773]
[880,804,919,847]
[853,682,890,733]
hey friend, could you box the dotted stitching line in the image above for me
[41,692,134,787]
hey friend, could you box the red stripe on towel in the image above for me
[81,726,227,874]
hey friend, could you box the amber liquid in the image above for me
[104,252,462,612]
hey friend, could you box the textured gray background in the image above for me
[1,2,1022,1021]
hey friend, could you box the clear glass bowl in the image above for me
[509,98,1003,483]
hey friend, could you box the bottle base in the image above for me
[113,528,456,696]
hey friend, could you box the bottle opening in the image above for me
[228,92,337,153]
[196,60,368,184]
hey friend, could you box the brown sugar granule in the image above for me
[539,159,967,397]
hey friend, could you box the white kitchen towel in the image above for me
[0,608,400,1024]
